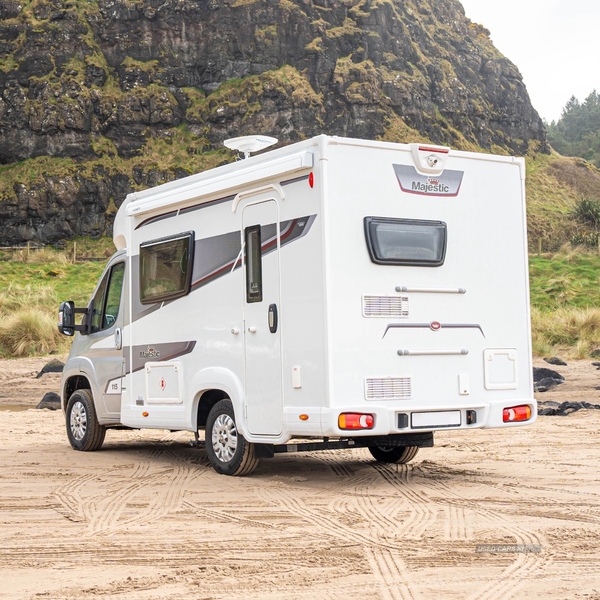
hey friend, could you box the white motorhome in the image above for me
[58,135,536,476]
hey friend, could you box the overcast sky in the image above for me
[458,0,600,123]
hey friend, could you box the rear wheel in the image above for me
[368,445,419,464]
[206,399,258,476]
[66,389,106,452]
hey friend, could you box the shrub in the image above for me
[0,309,68,357]
[572,197,600,228]
[531,306,600,357]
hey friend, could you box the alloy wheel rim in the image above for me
[70,401,87,441]
[212,413,238,462]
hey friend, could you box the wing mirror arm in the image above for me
[58,301,90,336]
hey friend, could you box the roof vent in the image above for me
[224,135,278,159]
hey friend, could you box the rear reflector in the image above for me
[338,413,375,430]
[502,405,532,423]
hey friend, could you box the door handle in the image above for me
[114,327,122,350]
[268,304,278,333]
[248,326,257,333]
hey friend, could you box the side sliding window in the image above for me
[140,232,195,305]
[245,225,263,303]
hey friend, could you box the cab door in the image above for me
[86,260,126,420]
[242,200,283,435]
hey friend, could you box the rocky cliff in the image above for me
[0,0,547,244]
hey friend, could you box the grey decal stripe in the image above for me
[190,214,316,291]
[124,340,197,374]
[135,210,178,230]
[131,215,316,322]
[383,323,485,338]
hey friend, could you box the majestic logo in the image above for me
[393,165,464,197]
[140,345,160,359]
[160,377,167,392]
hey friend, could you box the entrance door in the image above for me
[242,200,283,435]
[87,260,126,419]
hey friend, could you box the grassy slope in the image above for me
[526,151,600,251]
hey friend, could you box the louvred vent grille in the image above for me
[363,295,409,318]
[365,377,412,400]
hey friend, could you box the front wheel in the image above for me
[66,389,106,452]
[368,445,419,464]
[205,399,258,476]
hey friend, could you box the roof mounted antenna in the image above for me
[224,135,278,160]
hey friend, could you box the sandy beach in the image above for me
[1,356,600,599]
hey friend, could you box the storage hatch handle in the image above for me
[268,304,278,334]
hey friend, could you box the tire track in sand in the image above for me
[92,443,205,535]
[416,475,548,600]
[258,475,422,600]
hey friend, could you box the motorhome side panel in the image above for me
[120,207,245,431]
[118,141,328,442]
[320,140,534,436]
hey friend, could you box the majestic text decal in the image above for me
[393,165,464,197]
[140,346,160,360]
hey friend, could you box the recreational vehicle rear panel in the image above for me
[59,135,536,475]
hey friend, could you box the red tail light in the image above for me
[503,405,532,423]
[338,413,375,430]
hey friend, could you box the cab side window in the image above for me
[103,262,125,329]
[89,262,125,333]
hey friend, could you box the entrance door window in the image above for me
[245,225,263,303]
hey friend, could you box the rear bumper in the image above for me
[315,398,537,437]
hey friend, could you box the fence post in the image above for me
[73,241,77,264]
[537,238,542,256]
[26,241,30,258]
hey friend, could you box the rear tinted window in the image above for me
[140,233,194,304]
[364,217,447,266]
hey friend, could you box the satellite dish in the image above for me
[224,135,278,159]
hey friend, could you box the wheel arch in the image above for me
[196,389,230,429]
[63,374,92,412]
[186,367,246,434]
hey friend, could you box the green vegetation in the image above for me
[529,253,600,310]
[529,252,600,358]
[0,245,106,357]
[547,91,600,168]
[524,152,600,252]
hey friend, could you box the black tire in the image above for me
[65,389,106,452]
[368,445,419,464]
[205,399,258,476]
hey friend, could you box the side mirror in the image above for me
[58,301,89,336]
[58,301,75,336]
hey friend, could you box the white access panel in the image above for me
[145,362,182,404]
[484,349,518,390]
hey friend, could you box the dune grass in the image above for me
[0,246,106,357]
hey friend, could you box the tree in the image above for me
[548,91,600,167]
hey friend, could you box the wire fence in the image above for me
[0,242,107,262]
